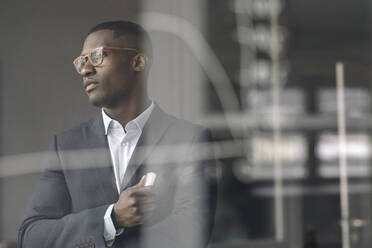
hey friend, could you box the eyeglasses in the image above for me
[73,46,145,74]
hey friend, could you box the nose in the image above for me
[80,59,96,77]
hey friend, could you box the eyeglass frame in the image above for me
[73,46,148,73]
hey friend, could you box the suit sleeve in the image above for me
[141,128,217,248]
[18,136,109,248]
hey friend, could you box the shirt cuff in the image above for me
[104,204,124,246]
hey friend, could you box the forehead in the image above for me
[81,29,136,54]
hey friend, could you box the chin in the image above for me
[86,89,111,107]
[88,95,106,108]
[87,90,130,108]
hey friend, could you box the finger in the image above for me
[138,204,155,214]
[137,198,156,206]
[126,196,155,209]
[137,199,155,210]
[137,197,155,204]
[126,216,143,227]
[137,175,147,187]
[135,195,155,205]
[131,187,155,197]
[132,215,144,225]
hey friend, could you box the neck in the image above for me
[103,95,151,128]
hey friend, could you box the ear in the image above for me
[131,54,147,72]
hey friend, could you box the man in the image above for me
[18,21,216,248]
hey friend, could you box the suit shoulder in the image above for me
[57,118,95,137]
[53,117,98,148]
[164,114,211,143]
[173,117,206,132]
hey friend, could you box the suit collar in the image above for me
[121,103,174,190]
[88,102,174,191]
[89,111,108,148]
[101,101,155,135]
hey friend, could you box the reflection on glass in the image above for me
[317,133,372,178]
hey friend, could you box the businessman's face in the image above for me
[77,29,139,108]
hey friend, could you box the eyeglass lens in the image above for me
[74,48,103,73]
[90,49,103,66]
[75,56,86,73]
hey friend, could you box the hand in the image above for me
[113,175,156,227]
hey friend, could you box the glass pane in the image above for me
[1,0,372,248]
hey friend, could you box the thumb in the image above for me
[137,175,147,187]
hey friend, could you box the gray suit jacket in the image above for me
[18,104,216,248]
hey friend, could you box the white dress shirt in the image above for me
[102,102,154,246]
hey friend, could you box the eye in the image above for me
[90,49,103,65]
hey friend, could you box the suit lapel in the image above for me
[120,104,174,190]
[87,114,119,203]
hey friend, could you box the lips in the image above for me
[84,80,98,92]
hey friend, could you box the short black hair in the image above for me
[87,20,153,60]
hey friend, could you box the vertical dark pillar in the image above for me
[0,60,3,241]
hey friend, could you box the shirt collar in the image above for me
[102,101,155,135]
